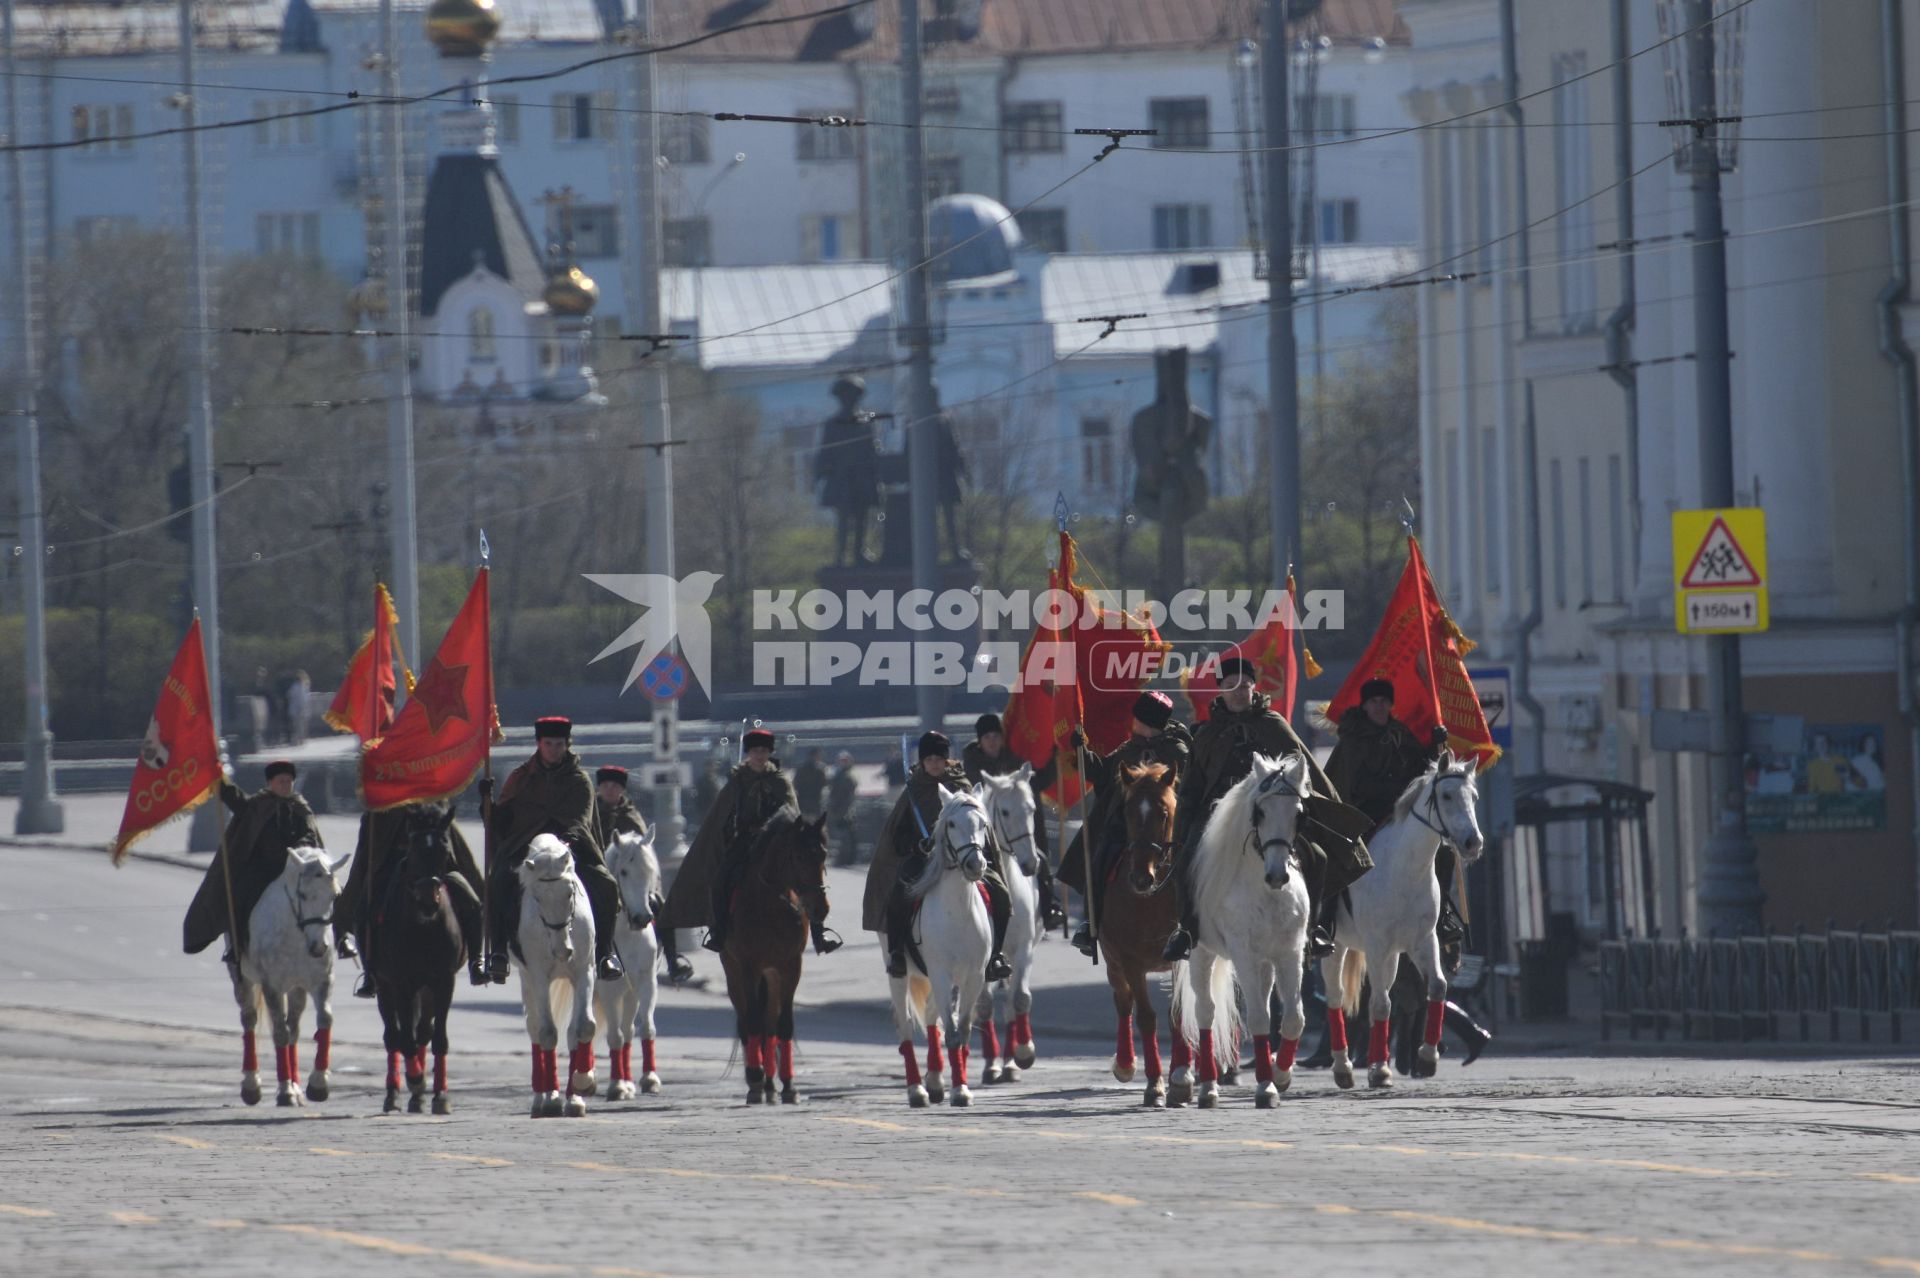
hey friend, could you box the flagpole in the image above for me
[1051,511,1098,967]
[478,535,494,974]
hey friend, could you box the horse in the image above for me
[888,790,993,1109]
[230,843,348,1107]
[1173,753,1313,1109]
[1324,757,1486,1090]
[597,829,664,1099]
[972,766,1041,1083]
[513,834,597,1118]
[371,806,466,1115]
[721,809,832,1105]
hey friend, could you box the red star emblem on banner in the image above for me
[411,656,471,735]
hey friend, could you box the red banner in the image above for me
[323,582,412,742]
[1183,575,1319,723]
[361,569,502,810]
[1324,538,1501,770]
[112,618,222,864]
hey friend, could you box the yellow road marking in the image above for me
[108,1211,158,1225]
[153,1134,214,1150]
[1444,1149,1786,1179]
[307,1147,371,1158]
[431,1153,515,1167]
[203,1219,246,1229]
[566,1161,876,1193]
[1859,1172,1920,1186]
[266,1222,689,1277]
[0,1205,55,1219]
[1073,1191,1142,1207]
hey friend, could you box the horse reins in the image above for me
[1245,767,1308,865]
[531,874,577,932]
[1408,772,1469,843]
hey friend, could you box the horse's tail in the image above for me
[904,972,932,1033]
[1340,947,1367,1018]
[1169,957,1241,1059]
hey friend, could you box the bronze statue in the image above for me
[814,374,881,566]
[913,384,970,563]
[1130,347,1211,524]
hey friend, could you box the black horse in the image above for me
[372,805,468,1114]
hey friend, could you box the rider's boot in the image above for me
[984,878,1012,981]
[654,919,694,983]
[1036,859,1067,932]
[1446,1001,1491,1065]
[1160,854,1197,962]
[354,971,377,999]
[811,920,844,955]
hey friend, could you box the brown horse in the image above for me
[720,809,832,1105]
[1094,762,1199,1108]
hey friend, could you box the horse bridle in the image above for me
[989,805,1038,877]
[1409,771,1471,844]
[532,874,576,932]
[283,881,334,932]
[1246,768,1309,865]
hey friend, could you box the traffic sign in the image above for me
[1464,664,1512,750]
[639,651,690,702]
[1673,507,1768,634]
[641,762,692,790]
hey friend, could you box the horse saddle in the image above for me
[901,883,993,977]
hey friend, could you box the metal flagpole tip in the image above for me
[1052,492,1070,532]
[479,529,491,563]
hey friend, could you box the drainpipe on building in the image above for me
[1604,0,1640,592]
[1501,0,1546,774]
[1875,0,1920,927]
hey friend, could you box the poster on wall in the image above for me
[1745,722,1888,834]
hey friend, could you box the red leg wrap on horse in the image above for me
[642,1039,657,1077]
[274,1044,289,1083]
[313,1028,331,1072]
[1253,1036,1274,1084]
[434,1053,448,1093]
[577,1041,595,1079]
[1327,1008,1349,1053]
[746,1036,765,1076]
[927,1025,944,1077]
[391,1051,406,1092]
[1170,1031,1192,1070]
[1424,998,1446,1047]
[1276,1036,1300,1072]
[980,1020,1001,1062]
[529,1048,542,1093]
[1115,1014,1135,1068]
[778,1037,794,1083]
[899,1040,922,1087]
[621,1043,634,1082]
[1014,1012,1033,1047]
[948,1043,968,1087]
[1198,1029,1217,1082]
[242,1029,257,1075]
[287,1042,299,1081]
[1368,1019,1390,1066]
[409,1047,426,1080]
[1143,1031,1164,1082]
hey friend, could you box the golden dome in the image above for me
[543,264,598,317]
[425,0,501,58]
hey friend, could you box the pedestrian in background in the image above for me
[285,669,312,747]
[828,751,860,866]
[794,747,830,819]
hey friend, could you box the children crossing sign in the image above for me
[1673,507,1768,634]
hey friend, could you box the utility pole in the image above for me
[180,0,223,849]
[1262,0,1302,727]
[3,0,63,834]
[1683,0,1761,936]
[900,0,941,735]
[627,0,685,858]
[379,0,421,670]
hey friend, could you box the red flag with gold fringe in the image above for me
[323,582,413,742]
[1183,574,1322,723]
[111,618,222,864]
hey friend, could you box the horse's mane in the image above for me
[1194,753,1308,883]
[1389,758,1448,826]
[906,789,985,900]
[1123,761,1170,787]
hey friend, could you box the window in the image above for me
[552,92,614,142]
[1004,100,1063,154]
[796,109,857,161]
[1308,93,1357,139]
[1482,429,1501,596]
[1152,203,1212,250]
[1608,454,1626,601]
[254,212,321,257]
[1578,455,1594,603]
[1149,97,1210,149]
[662,115,709,165]
[802,214,855,262]
[1080,417,1114,493]
[1550,458,1567,608]
[1016,208,1067,254]
[250,100,317,148]
[71,104,134,152]
[1318,199,1360,245]
[570,204,619,258]
[1551,52,1598,330]
[492,94,520,144]
[665,217,711,267]
[469,307,496,361]
[925,154,963,202]
[923,83,961,114]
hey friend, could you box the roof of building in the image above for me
[661,262,895,369]
[418,152,549,317]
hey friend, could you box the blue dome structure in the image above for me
[928,194,1024,284]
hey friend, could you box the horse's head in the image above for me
[519,833,578,899]
[936,791,991,884]
[607,829,662,929]
[979,766,1040,877]
[287,844,348,960]
[1247,753,1311,891]
[398,803,456,899]
[1427,758,1485,861]
[1121,762,1177,896]
[762,809,831,900]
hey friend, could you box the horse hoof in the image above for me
[926,1077,945,1104]
[908,1086,929,1109]
[747,1088,765,1105]
[1332,1060,1356,1091]
[564,1096,588,1118]
[641,1073,662,1095]
[1254,1083,1279,1109]
[241,1076,262,1106]
[1220,1068,1240,1087]
[982,1063,1003,1085]
[276,1092,297,1108]
[1197,1084,1219,1109]
[1413,1047,1438,1079]
[386,1089,404,1114]
[1143,1084,1166,1109]
[780,1086,799,1105]
[611,1081,636,1102]
[1014,1042,1036,1069]
[305,1073,329,1103]
[530,1097,547,1119]
[999,1064,1020,1084]
[573,1071,597,1098]
[432,1094,452,1116]
[542,1094,564,1118]
[1368,1066,1394,1090]
[950,1086,972,1108]
[407,1092,425,1114]
[1167,1080,1193,1108]
[1275,1069,1293,1094]
[762,1079,776,1101]
[1111,1058,1137,1084]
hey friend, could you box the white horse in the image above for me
[888,790,993,1108]
[514,834,597,1118]
[972,766,1041,1083]
[596,829,664,1099]
[1324,757,1485,1090]
[231,844,349,1107]
[1173,753,1313,1109]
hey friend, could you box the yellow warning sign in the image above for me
[1673,507,1768,634]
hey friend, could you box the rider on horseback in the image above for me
[961,713,1067,932]
[1325,678,1462,947]
[665,728,841,957]
[868,731,1014,983]
[1161,658,1372,962]
[341,799,487,997]
[183,761,323,963]
[1063,691,1193,959]
[593,765,693,984]
[479,717,627,985]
